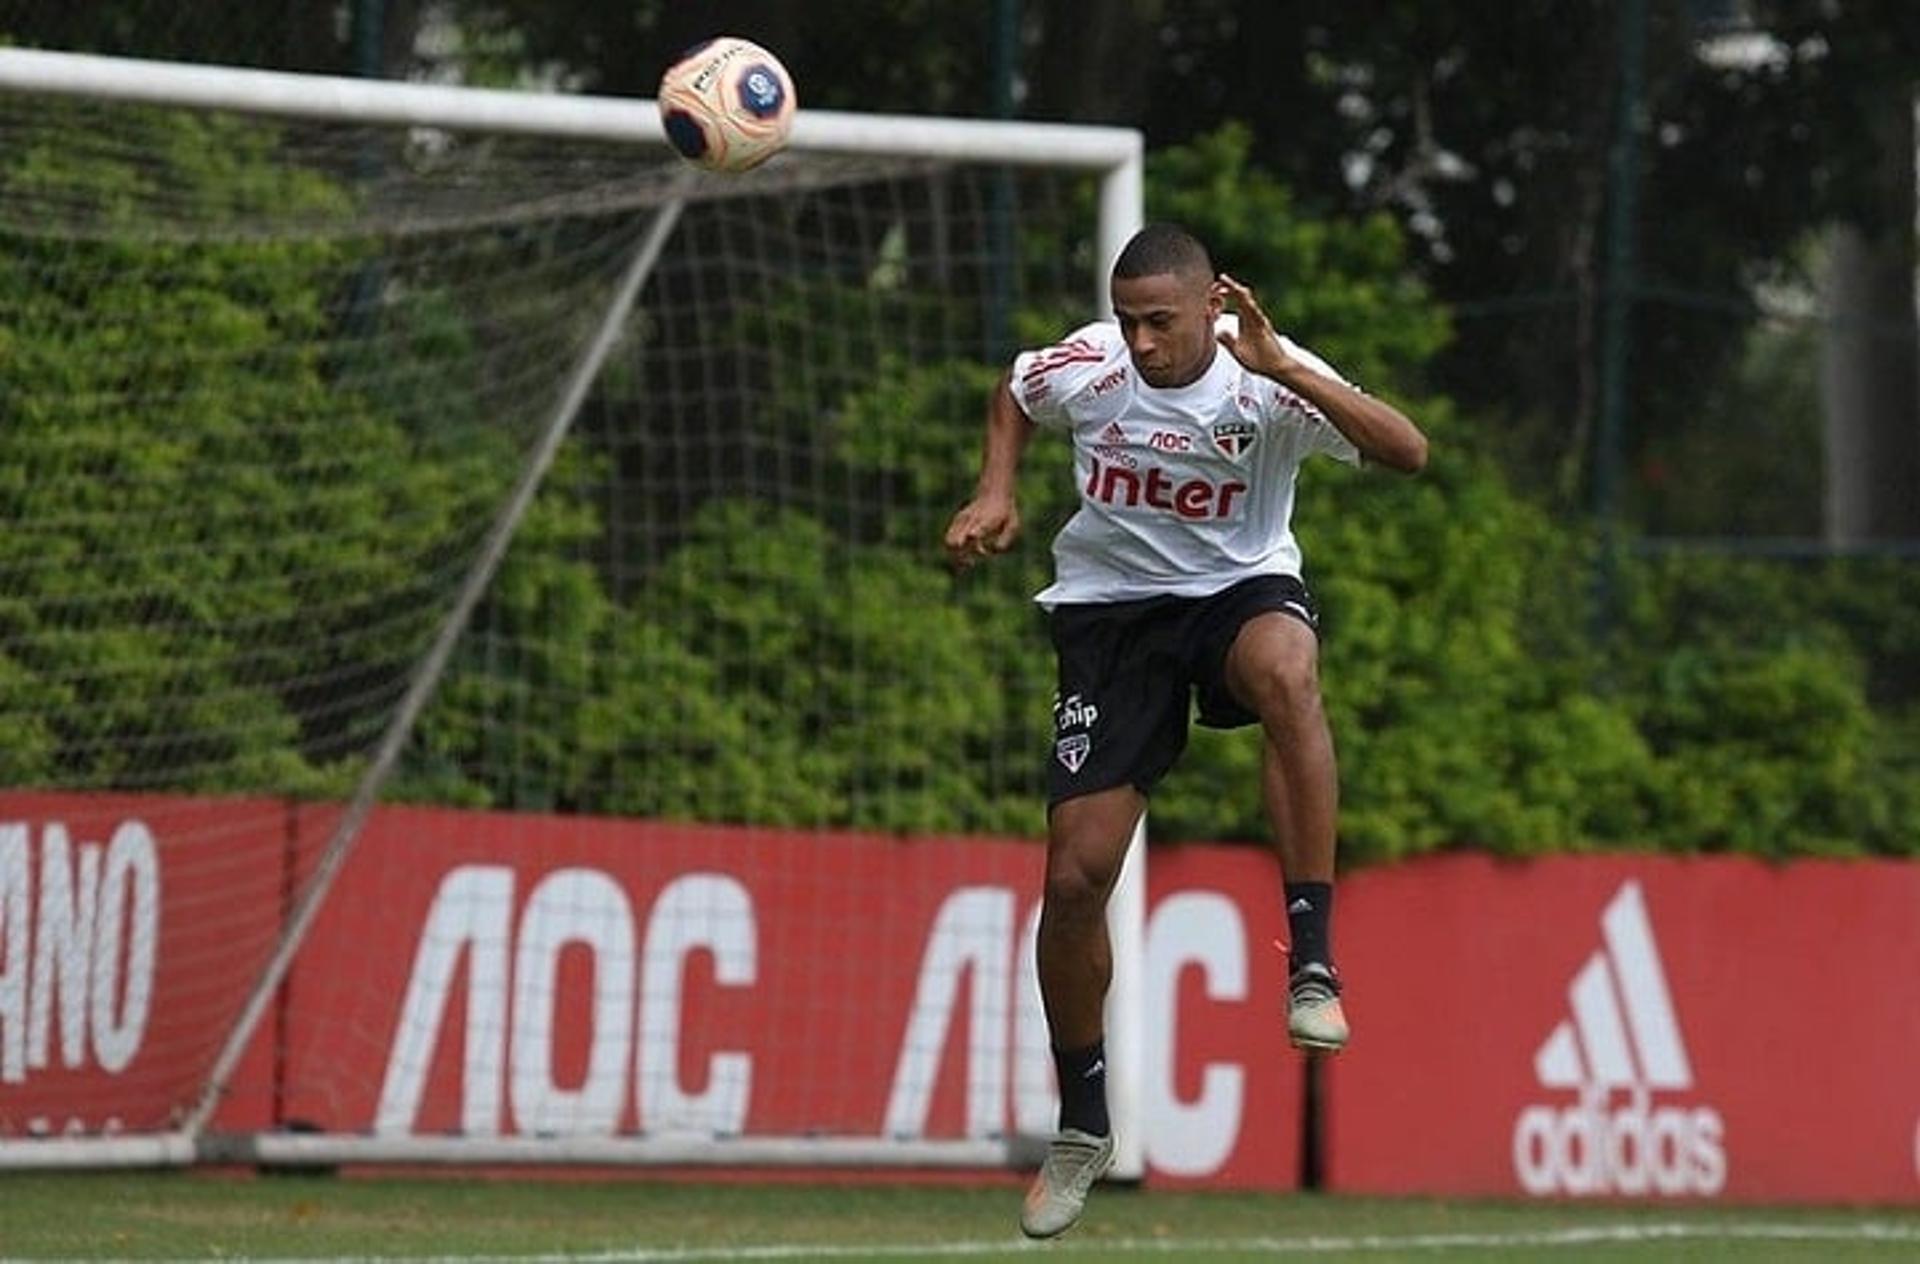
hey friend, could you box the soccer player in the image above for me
[943,222,1428,1238]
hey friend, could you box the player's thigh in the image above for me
[1047,602,1190,802]
[1190,576,1321,729]
[1221,610,1322,719]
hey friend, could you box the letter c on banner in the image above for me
[1142,891,1246,1177]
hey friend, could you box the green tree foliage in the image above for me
[1134,128,1621,855]
[16,1,1919,538]
[1610,553,1920,856]
[2,98,1911,859]
[0,106,508,795]
[2,0,363,74]
[1147,124,1450,393]
[394,443,619,812]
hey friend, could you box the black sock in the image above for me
[1053,1039,1110,1137]
[1284,881,1335,971]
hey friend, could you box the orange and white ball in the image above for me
[658,37,797,173]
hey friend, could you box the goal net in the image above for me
[0,49,1142,1169]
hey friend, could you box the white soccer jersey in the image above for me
[1011,317,1361,608]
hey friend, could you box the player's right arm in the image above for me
[944,369,1033,570]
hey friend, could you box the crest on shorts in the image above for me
[1211,418,1259,461]
[1055,734,1090,774]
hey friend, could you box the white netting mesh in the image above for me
[0,77,1102,1151]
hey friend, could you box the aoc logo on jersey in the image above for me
[1211,419,1259,461]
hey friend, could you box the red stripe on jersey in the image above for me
[1023,338,1101,369]
[1020,343,1104,385]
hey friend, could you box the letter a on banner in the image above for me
[883,887,1015,1139]
[375,866,515,1136]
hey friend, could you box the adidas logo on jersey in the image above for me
[1511,881,1726,1197]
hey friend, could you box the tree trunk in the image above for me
[1027,0,1160,123]
[1821,89,1920,544]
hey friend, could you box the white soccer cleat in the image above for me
[1019,1128,1115,1239]
[1287,962,1350,1053]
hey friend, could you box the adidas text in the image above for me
[1513,1085,1726,1196]
[1512,881,1726,1197]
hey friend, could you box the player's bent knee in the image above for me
[1043,852,1117,914]
[1248,654,1321,718]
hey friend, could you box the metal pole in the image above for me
[350,0,385,79]
[1095,143,1146,1188]
[987,0,1020,360]
[1594,0,1648,634]
[0,48,1141,167]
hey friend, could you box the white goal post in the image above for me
[0,46,1145,1175]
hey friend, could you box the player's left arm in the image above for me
[1214,273,1429,474]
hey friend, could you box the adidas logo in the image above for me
[1098,421,1129,445]
[1511,881,1726,1197]
[1287,897,1313,914]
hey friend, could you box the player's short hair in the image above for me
[1112,222,1214,283]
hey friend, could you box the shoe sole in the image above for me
[1021,1219,1078,1241]
[1019,1177,1110,1237]
[1290,1034,1347,1054]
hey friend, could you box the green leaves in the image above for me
[4,106,1908,863]
[0,108,452,794]
[1149,123,1450,391]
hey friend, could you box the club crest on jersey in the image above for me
[1056,733,1091,773]
[1211,418,1259,461]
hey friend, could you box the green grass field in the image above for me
[3,1173,1919,1262]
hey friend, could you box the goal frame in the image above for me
[0,46,1146,1175]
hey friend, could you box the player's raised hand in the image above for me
[1213,273,1297,380]
[943,493,1021,570]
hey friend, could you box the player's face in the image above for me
[1111,269,1222,388]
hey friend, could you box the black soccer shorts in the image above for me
[1044,573,1320,806]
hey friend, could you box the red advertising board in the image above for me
[1327,853,1920,1203]
[1143,842,1301,1187]
[279,809,1049,1143]
[8,790,1916,1202]
[0,793,287,1136]
[0,794,1304,1184]
[275,809,1303,1188]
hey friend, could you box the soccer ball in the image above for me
[658,37,797,173]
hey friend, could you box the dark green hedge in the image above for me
[4,109,1912,858]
